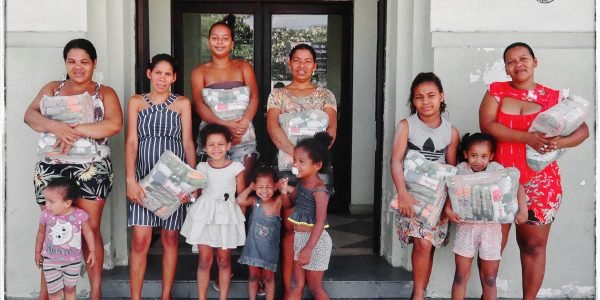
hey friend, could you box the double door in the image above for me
[171,1,353,212]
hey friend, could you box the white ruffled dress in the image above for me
[180,161,246,249]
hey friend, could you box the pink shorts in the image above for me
[453,223,501,261]
[42,258,81,294]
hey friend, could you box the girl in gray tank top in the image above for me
[390,72,460,300]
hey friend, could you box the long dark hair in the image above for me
[408,72,446,115]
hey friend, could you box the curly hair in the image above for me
[295,132,333,172]
[200,124,232,145]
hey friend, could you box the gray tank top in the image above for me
[406,114,452,163]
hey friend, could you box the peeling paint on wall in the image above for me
[496,278,509,293]
[104,241,114,269]
[538,284,595,298]
[469,59,510,85]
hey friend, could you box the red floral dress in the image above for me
[489,81,562,225]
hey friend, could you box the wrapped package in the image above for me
[139,151,208,219]
[277,109,329,171]
[526,92,589,171]
[38,93,98,159]
[200,86,256,145]
[446,167,520,223]
[389,150,458,227]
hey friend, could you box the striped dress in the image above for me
[128,93,186,230]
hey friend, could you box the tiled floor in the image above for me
[327,213,375,255]
[100,212,415,298]
[147,213,376,256]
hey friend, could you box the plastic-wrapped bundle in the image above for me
[139,151,208,219]
[200,86,256,145]
[277,109,329,171]
[526,92,589,171]
[389,150,458,227]
[38,93,98,159]
[446,167,520,223]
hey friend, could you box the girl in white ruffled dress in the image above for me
[180,124,246,300]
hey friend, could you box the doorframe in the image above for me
[134,0,388,249]
[135,0,150,94]
[373,0,386,254]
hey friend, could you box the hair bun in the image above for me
[314,132,333,148]
[223,14,236,28]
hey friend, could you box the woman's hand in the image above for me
[237,117,250,133]
[515,207,528,225]
[526,132,554,154]
[51,122,82,150]
[221,119,245,145]
[126,179,146,205]
[296,246,313,266]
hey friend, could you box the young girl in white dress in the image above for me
[180,124,246,300]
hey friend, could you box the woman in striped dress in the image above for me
[125,54,197,300]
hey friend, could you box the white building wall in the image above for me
[149,0,172,56]
[381,0,595,298]
[6,0,135,297]
[350,0,377,212]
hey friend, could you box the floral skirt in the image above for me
[33,157,113,205]
[523,165,562,225]
[394,214,449,248]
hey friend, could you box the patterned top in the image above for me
[45,80,109,164]
[136,94,184,180]
[267,87,337,113]
[406,114,452,163]
[40,207,89,262]
[288,182,330,228]
[489,81,561,184]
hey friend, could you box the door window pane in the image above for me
[182,13,254,97]
[270,14,342,111]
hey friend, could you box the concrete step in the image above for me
[102,254,413,299]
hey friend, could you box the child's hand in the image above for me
[249,182,256,191]
[515,208,528,225]
[394,194,417,218]
[296,247,312,266]
[86,251,96,268]
[443,205,462,224]
[277,178,289,194]
[126,180,146,205]
[34,253,43,269]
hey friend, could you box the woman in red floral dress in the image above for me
[479,42,589,300]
